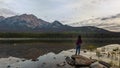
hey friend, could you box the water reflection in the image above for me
[0,44,119,68]
[0,49,76,68]
[0,49,98,68]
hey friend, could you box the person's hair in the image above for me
[78,35,81,39]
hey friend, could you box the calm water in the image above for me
[0,38,74,40]
[0,38,120,40]
[0,49,93,68]
[0,44,119,68]
[0,38,119,68]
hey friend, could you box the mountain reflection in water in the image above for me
[0,49,102,68]
[0,44,119,68]
[0,49,76,68]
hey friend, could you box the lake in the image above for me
[0,44,119,68]
[0,38,119,68]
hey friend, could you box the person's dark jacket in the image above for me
[76,39,82,45]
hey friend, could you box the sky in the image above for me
[0,0,120,24]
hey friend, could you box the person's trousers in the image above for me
[75,45,81,55]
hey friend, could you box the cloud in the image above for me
[1,0,120,23]
[62,0,120,23]
[0,8,17,17]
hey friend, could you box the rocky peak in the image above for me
[52,20,63,26]
[14,14,39,23]
[17,14,50,27]
[0,14,50,28]
[18,14,37,20]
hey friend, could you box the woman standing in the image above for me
[75,35,82,55]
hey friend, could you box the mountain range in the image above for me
[0,14,70,32]
[0,14,120,45]
[0,14,119,34]
[0,14,98,32]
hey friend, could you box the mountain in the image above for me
[69,14,120,32]
[0,14,51,32]
[0,14,119,46]
[0,14,119,34]
[0,14,70,32]
[0,16,5,22]
[0,14,49,28]
[50,20,63,28]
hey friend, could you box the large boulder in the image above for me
[66,55,111,68]
[66,55,93,67]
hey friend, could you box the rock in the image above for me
[32,59,39,61]
[16,60,19,62]
[91,59,97,63]
[83,50,87,53]
[71,55,93,66]
[53,57,56,59]
[56,62,66,67]
[7,65,11,68]
[65,56,75,66]
[43,62,46,65]
[21,59,26,62]
[99,61,111,68]
[90,62,109,68]
[41,62,46,67]
[66,55,111,68]
[66,55,93,67]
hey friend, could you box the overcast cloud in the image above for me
[0,0,120,24]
